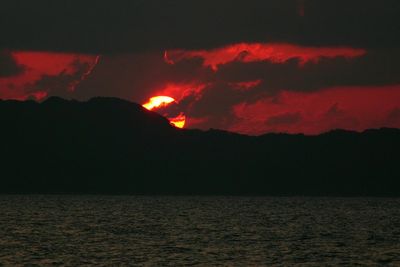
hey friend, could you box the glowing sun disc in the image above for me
[143,96,175,110]
[142,95,186,128]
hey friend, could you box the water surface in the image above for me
[0,196,399,266]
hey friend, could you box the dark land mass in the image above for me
[0,97,399,196]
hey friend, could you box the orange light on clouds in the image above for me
[169,113,186,129]
[142,96,186,128]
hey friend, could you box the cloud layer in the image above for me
[1,0,399,53]
[0,51,25,77]
[1,1,400,134]
[0,52,98,100]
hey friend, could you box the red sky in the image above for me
[2,1,399,135]
[0,51,98,100]
[1,42,400,135]
[165,43,366,70]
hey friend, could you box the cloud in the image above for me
[387,108,400,125]
[388,108,400,120]
[325,103,345,118]
[1,0,399,53]
[74,52,212,102]
[75,44,400,105]
[228,86,400,135]
[166,43,366,70]
[2,42,400,135]
[266,112,302,126]
[66,43,400,134]
[216,49,400,93]
[0,51,25,77]
[0,52,98,100]
[322,103,359,130]
[0,0,399,135]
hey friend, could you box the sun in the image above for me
[143,96,175,110]
[142,96,186,128]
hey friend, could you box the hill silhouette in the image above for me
[0,97,399,196]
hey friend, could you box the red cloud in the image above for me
[2,45,398,136]
[166,43,366,70]
[0,51,99,100]
[229,80,262,91]
[228,85,400,135]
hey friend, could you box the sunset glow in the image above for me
[143,96,175,110]
[142,96,186,128]
[169,113,186,129]
[0,51,99,100]
[165,43,367,70]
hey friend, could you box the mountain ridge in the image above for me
[1,97,399,196]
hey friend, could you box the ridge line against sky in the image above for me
[1,0,400,135]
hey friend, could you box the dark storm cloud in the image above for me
[216,49,400,93]
[0,51,25,77]
[265,112,302,126]
[85,47,400,102]
[325,103,346,118]
[188,83,244,118]
[179,48,400,121]
[73,52,213,101]
[182,81,268,125]
[26,59,94,98]
[323,103,359,129]
[388,108,400,122]
[26,72,75,98]
[1,0,399,53]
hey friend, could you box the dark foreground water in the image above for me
[0,196,399,266]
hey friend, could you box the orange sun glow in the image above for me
[142,96,186,128]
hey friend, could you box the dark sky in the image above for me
[1,0,400,134]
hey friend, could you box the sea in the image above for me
[0,196,399,266]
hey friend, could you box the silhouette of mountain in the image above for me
[1,97,399,196]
